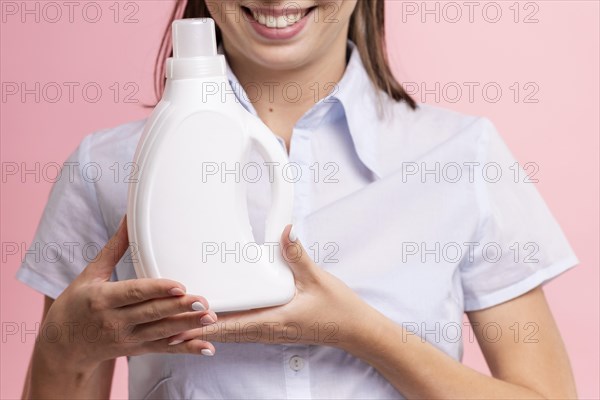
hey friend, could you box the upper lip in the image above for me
[242,5,314,18]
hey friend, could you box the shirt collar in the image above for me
[218,39,385,179]
[331,40,384,179]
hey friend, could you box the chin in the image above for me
[240,42,313,71]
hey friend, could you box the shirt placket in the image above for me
[278,115,315,399]
[282,343,311,399]
[280,101,334,399]
[288,100,334,226]
[289,124,313,224]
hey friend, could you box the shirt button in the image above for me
[289,355,304,371]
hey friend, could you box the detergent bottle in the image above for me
[127,18,296,312]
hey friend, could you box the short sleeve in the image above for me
[16,135,109,299]
[460,118,579,311]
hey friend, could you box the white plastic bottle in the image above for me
[127,18,296,312]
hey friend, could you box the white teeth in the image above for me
[266,14,277,28]
[276,16,288,28]
[250,9,305,28]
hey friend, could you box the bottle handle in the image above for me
[247,117,294,245]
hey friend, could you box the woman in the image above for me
[19,1,579,398]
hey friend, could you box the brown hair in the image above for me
[153,1,417,111]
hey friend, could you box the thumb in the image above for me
[84,215,130,281]
[280,224,320,284]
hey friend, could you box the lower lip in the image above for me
[246,8,313,40]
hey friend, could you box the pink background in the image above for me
[1,1,598,398]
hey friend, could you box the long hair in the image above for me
[153,1,417,111]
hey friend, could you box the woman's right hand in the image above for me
[32,216,217,378]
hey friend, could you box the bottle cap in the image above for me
[172,18,217,58]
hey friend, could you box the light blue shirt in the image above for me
[17,40,578,399]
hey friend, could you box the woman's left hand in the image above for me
[167,225,376,350]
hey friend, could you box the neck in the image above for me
[222,35,349,149]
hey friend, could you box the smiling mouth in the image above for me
[241,5,317,28]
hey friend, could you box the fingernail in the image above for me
[168,339,183,346]
[200,314,215,325]
[201,349,214,356]
[169,287,186,296]
[192,301,206,311]
[288,225,297,242]
[118,216,125,229]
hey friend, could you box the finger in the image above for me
[131,310,218,342]
[84,215,129,281]
[103,278,188,308]
[118,294,210,324]
[143,337,216,357]
[165,324,231,344]
[168,307,282,343]
[280,224,320,285]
